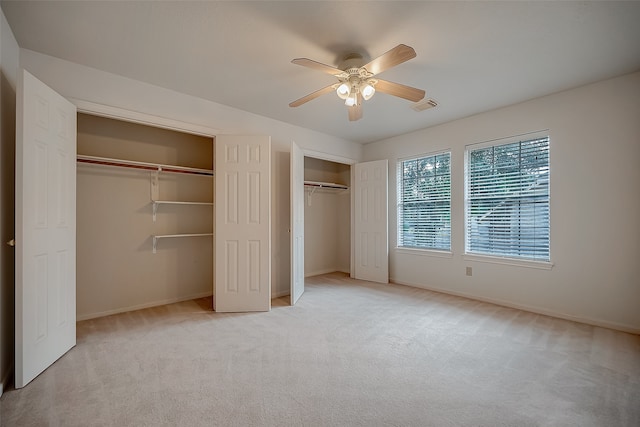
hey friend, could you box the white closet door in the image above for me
[214,135,271,312]
[290,141,304,304]
[354,159,389,283]
[15,69,77,388]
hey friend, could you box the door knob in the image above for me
[6,239,15,247]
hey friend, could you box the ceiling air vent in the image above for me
[412,98,438,112]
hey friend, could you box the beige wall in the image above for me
[364,71,640,333]
[303,157,350,277]
[0,8,18,395]
[304,191,350,277]
[76,114,214,319]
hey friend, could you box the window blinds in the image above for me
[398,152,451,251]
[465,136,550,261]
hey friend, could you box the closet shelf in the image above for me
[77,154,214,176]
[152,233,213,254]
[304,180,349,191]
[304,180,349,207]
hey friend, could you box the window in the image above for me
[397,152,451,251]
[465,135,550,261]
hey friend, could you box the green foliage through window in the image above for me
[397,152,451,250]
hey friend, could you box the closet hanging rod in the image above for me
[77,155,214,176]
[303,180,349,190]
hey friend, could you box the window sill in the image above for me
[463,253,554,270]
[396,247,453,259]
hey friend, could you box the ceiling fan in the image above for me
[289,44,425,121]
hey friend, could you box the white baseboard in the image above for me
[77,292,213,321]
[391,278,640,335]
[305,268,350,278]
[271,269,351,299]
[271,289,290,299]
[304,268,337,278]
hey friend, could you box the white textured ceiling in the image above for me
[2,1,640,144]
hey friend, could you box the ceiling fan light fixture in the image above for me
[336,82,351,100]
[361,82,375,100]
[345,93,357,107]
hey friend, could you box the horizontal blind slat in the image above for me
[466,136,550,261]
[399,152,451,250]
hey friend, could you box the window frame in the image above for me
[396,150,452,254]
[464,131,553,268]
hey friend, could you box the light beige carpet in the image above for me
[1,272,639,426]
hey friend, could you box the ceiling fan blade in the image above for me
[363,44,417,76]
[348,94,363,121]
[289,84,335,107]
[375,79,425,102]
[292,58,345,76]
[348,104,363,121]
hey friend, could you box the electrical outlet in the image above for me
[466,266,473,276]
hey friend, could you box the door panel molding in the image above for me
[214,135,271,312]
[354,159,389,283]
[16,69,77,388]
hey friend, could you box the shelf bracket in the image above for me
[152,236,158,254]
[150,168,162,222]
[150,168,160,202]
[307,186,317,206]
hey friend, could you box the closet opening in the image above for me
[303,156,352,278]
[76,113,214,320]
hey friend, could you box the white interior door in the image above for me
[290,141,304,304]
[15,69,77,388]
[354,159,389,283]
[214,135,271,312]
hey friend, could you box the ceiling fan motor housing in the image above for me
[339,53,365,70]
[337,65,377,103]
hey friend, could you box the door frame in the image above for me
[71,99,219,138]
[293,148,358,283]
[68,100,219,308]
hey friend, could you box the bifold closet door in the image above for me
[354,159,389,283]
[15,69,77,388]
[290,141,304,304]
[214,135,271,312]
